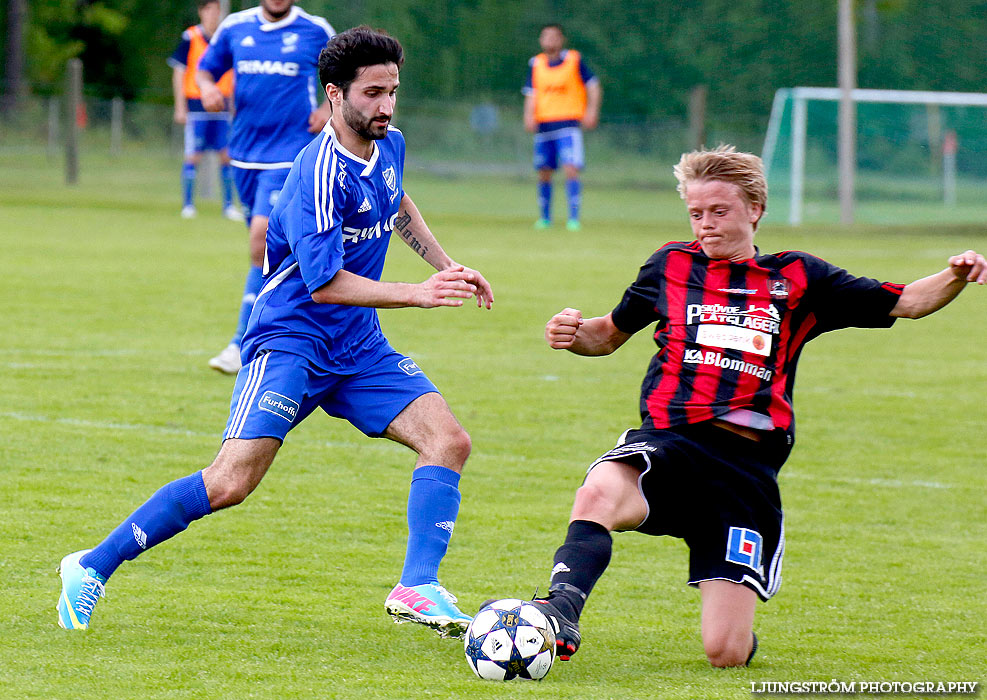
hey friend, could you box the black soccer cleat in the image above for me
[532,597,581,661]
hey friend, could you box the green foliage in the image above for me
[1,146,985,698]
[8,0,987,127]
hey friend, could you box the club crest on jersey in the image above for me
[725,527,763,574]
[382,166,397,193]
[282,32,298,53]
[769,279,790,298]
[398,357,423,376]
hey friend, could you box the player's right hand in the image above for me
[545,308,583,349]
[173,109,187,125]
[416,266,478,308]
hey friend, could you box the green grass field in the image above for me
[1,147,985,699]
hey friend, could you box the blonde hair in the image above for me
[673,145,767,215]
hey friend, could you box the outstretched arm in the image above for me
[891,250,986,319]
[310,268,478,309]
[392,193,494,308]
[545,309,632,356]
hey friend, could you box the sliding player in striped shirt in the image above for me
[529,145,985,667]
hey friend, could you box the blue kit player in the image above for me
[197,0,335,375]
[523,23,602,231]
[57,27,495,640]
[168,0,240,221]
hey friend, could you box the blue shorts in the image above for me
[533,127,585,171]
[233,167,290,223]
[184,114,230,157]
[223,350,439,442]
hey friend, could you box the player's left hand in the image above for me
[449,263,494,309]
[308,105,332,133]
[947,250,987,284]
[581,114,599,130]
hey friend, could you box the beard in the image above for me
[260,0,292,20]
[340,100,389,141]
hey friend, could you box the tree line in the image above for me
[3,0,986,129]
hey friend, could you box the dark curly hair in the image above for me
[318,26,404,95]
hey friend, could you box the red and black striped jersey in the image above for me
[610,241,905,438]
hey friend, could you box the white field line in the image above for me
[782,470,952,490]
[2,411,956,488]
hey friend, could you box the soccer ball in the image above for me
[464,598,556,681]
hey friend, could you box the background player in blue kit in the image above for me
[511,146,985,667]
[523,23,602,232]
[57,27,495,640]
[168,0,240,221]
[197,0,335,375]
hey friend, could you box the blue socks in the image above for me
[80,472,212,580]
[232,265,264,346]
[566,178,582,222]
[538,181,552,222]
[182,162,196,208]
[400,465,461,586]
[221,164,235,210]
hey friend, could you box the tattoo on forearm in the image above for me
[393,211,429,259]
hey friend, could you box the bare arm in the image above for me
[581,80,602,131]
[523,93,537,133]
[392,193,494,308]
[310,268,477,309]
[891,250,986,319]
[172,66,187,125]
[196,69,226,112]
[545,309,632,356]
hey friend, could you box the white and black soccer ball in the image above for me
[464,598,556,681]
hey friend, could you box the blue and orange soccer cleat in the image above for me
[385,582,473,639]
[57,550,107,630]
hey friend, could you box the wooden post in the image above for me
[47,97,60,160]
[110,96,124,157]
[837,0,856,225]
[688,85,707,151]
[65,58,83,185]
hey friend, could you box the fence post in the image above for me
[688,85,707,151]
[47,96,60,160]
[110,96,124,157]
[65,58,83,185]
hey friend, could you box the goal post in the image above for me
[762,87,987,225]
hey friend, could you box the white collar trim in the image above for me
[259,5,299,30]
[325,119,379,176]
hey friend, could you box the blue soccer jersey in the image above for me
[242,122,408,373]
[198,6,334,167]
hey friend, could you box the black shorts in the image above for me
[588,422,792,601]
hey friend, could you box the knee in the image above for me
[571,481,614,519]
[439,426,472,469]
[704,630,753,668]
[202,465,254,510]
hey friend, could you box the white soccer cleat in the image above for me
[181,205,197,219]
[223,205,245,222]
[208,343,241,374]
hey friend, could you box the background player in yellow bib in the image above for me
[523,23,602,231]
[169,0,240,221]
